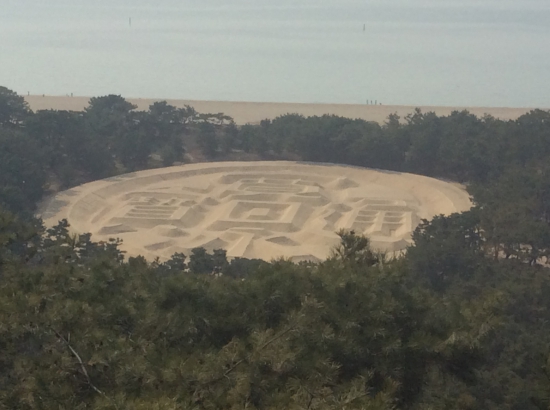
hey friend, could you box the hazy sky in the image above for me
[1,0,549,107]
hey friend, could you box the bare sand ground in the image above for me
[24,95,540,125]
[39,161,471,263]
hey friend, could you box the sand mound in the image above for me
[196,238,229,252]
[201,197,220,206]
[145,240,175,251]
[97,224,137,235]
[39,161,472,262]
[153,225,188,238]
[267,236,300,247]
[328,177,359,190]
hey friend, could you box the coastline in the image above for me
[23,95,541,125]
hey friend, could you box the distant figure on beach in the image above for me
[129,17,132,27]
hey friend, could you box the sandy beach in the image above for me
[24,95,539,125]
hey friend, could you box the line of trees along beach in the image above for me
[1,85,550,408]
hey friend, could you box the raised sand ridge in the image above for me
[40,162,472,262]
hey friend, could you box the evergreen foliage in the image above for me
[0,213,549,408]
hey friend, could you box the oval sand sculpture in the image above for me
[39,162,472,263]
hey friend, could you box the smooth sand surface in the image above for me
[39,162,471,262]
[24,95,539,125]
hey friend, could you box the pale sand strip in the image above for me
[24,95,541,125]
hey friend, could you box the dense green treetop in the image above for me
[0,211,549,408]
[0,86,31,128]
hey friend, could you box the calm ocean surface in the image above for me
[1,0,549,107]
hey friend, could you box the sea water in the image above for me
[1,0,549,107]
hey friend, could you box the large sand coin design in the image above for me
[40,162,471,262]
